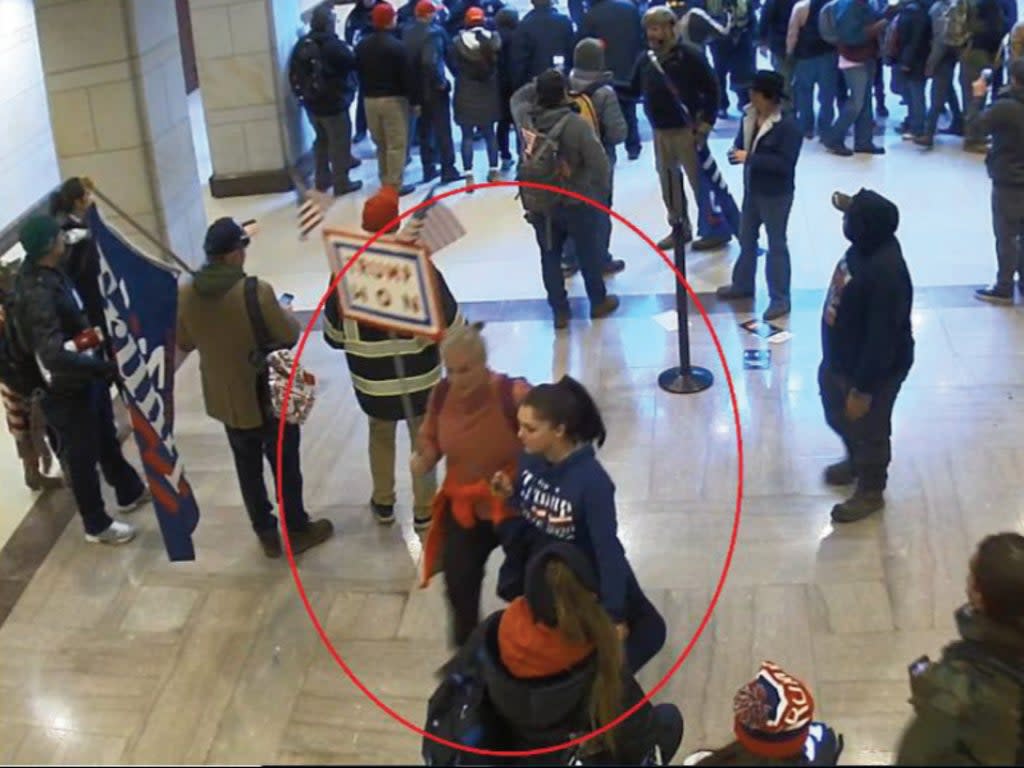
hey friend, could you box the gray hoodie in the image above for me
[510,95,611,204]
[510,70,626,152]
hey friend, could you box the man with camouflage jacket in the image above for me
[896,532,1024,765]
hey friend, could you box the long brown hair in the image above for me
[546,559,623,753]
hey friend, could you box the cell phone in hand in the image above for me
[981,68,993,85]
[279,292,294,308]
[908,655,930,677]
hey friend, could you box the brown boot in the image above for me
[290,519,335,555]
[590,295,621,320]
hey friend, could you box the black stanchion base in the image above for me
[657,366,714,395]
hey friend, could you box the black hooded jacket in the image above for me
[821,190,914,394]
[450,612,660,764]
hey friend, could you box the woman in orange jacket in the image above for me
[411,322,530,646]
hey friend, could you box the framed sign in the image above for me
[323,228,445,340]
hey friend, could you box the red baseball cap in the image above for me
[465,6,486,25]
[371,2,396,28]
[416,0,440,17]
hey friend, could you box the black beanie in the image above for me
[524,542,599,627]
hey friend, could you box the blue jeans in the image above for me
[904,75,927,136]
[925,50,962,138]
[732,190,794,305]
[564,153,615,269]
[532,204,608,314]
[827,61,876,150]
[794,53,838,136]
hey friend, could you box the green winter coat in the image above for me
[895,605,1024,766]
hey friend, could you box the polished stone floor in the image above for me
[1,94,1023,764]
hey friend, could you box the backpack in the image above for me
[430,373,521,432]
[516,113,573,219]
[0,289,43,398]
[834,0,872,46]
[243,277,318,426]
[818,0,842,45]
[568,85,601,141]
[289,35,328,104]
[942,0,971,48]
[422,645,499,765]
[909,640,1024,765]
[881,15,903,63]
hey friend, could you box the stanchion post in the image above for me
[658,168,714,395]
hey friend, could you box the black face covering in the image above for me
[841,189,900,255]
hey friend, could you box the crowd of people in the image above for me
[0,0,1022,762]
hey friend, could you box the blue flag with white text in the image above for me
[87,207,199,561]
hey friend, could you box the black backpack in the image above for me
[0,289,43,397]
[423,644,501,766]
[289,35,328,104]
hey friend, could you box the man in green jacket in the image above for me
[896,532,1024,765]
[177,218,333,558]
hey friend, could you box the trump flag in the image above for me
[87,207,200,561]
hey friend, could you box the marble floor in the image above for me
[1,95,1023,765]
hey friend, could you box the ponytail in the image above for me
[547,560,623,753]
[49,177,88,217]
[522,375,607,447]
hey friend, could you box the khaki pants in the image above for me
[365,96,409,188]
[368,415,436,516]
[653,128,701,232]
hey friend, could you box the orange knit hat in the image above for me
[361,186,400,233]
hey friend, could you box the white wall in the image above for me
[0,0,61,231]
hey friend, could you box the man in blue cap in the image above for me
[14,214,148,545]
[177,218,334,558]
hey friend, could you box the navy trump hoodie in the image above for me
[498,444,630,623]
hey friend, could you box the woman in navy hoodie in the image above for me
[491,376,666,674]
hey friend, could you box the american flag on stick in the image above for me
[286,167,332,240]
[396,184,466,255]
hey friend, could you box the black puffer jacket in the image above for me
[895,0,931,79]
[14,265,113,395]
[821,190,914,394]
[402,19,450,105]
[452,613,661,765]
[449,26,503,126]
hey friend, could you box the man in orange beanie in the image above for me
[356,2,417,196]
[322,188,463,529]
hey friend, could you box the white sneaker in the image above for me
[85,520,136,545]
[115,488,152,514]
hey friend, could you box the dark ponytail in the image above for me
[522,375,606,447]
[50,177,88,217]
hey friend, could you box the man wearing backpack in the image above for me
[787,0,840,140]
[914,0,967,146]
[891,0,932,140]
[13,216,148,546]
[822,0,889,156]
[967,57,1024,304]
[512,69,621,330]
[291,3,363,197]
[512,39,629,278]
[707,0,758,118]
[896,532,1024,765]
[402,0,461,185]
[177,218,334,559]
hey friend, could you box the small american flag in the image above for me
[398,186,466,254]
[298,191,329,240]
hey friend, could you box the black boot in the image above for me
[831,488,884,523]
[823,458,857,486]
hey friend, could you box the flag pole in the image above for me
[87,185,196,276]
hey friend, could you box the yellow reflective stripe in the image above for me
[349,366,441,397]
[325,316,434,357]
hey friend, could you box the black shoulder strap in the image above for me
[243,276,273,355]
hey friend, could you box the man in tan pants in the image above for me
[629,7,720,249]
[356,2,416,195]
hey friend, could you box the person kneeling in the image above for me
[423,543,683,766]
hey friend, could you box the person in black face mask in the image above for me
[818,189,913,524]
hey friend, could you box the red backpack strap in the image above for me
[431,378,451,418]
